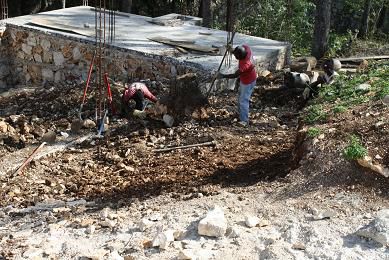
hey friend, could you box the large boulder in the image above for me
[356,209,389,247]
[198,206,227,237]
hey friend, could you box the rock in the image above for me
[85,225,95,234]
[383,95,389,105]
[83,119,96,129]
[357,156,389,178]
[22,44,33,55]
[173,230,186,241]
[54,71,62,82]
[355,83,371,92]
[163,114,174,127]
[0,121,8,133]
[72,47,82,61]
[32,125,45,137]
[23,247,43,258]
[356,209,389,247]
[198,206,227,237]
[40,39,51,51]
[375,121,385,129]
[34,53,42,63]
[71,119,83,134]
[42,68,54,81]
[292,242,306,250]
[0,64,9,79]
[53,52,65,66]
[100,208,109,219]
[108,251,124,260]
[178,249,213,260]
[178,249,197,260]
[312,209,337,220]
[101,219,116,228]
[42,130,56,143]
[152,229,175,249]
[138,218,154,231]
[245,215,260,228]
[226,226,240,238]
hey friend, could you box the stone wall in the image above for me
[0,25,207,90]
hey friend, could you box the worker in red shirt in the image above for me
[218,44,257,126]
[122,82,158,117]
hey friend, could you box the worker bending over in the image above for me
[122,82,158,117]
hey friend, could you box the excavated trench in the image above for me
[0,80,306,207]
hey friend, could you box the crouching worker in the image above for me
[303,58,341,100]
[122,82,158,118]
[218,44,257,127]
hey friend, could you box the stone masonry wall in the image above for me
[0,25,206,90]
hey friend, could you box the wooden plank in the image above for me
[148,36,218,53]
[338,56,389,62]
[29,18,95,37]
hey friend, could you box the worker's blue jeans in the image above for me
[238,80,256,123]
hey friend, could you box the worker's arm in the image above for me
[219,69,240,79]
[142,87,158,103]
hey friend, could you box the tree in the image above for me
[202,0,212,28]
[359,0,372,38]
[120,0,132,13]
[312,0,332,59]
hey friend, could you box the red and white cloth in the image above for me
[122,82,157,103]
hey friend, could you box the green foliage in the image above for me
[315,62,388,108]
[333,105,348,114]
[305,105,327,124]
[307,127,321,138]
[343,135,368,160]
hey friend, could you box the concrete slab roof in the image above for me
[4,6,290,71]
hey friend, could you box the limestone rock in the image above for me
[32,125,45,137]
[138,218,154,231]
[22,44,33,55]
[83,119,96,129]
[0,64,9,79]
[198,206,227,237]
[73,47,82,61]
[356,209,389,247]
[355,83,371,92]
[357,156,389,178]
[26,35,37,46]
[33,53,42,63]
[383,95,389,105]
[245,215,260,228]
[152,229,175,249]
[0,121,8,133]
[85,224,96,234]
[312,209,337,220]
[178,249,213,260]
[42,68,54,81]
[226,226,240,238]
[42,130,56,143]
[40,39,51,51]
[54,71,62,82]
[101,219,116,228]
[53,52,65,66]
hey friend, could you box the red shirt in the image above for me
[239,45,257,84]
[122,82,157,103]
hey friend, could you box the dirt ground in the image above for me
[0,73,388,259]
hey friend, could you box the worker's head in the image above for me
[233,46,247,60]
[323,59,342,72]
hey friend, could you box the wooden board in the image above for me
[148,36,218,53]
[29,18,95,37]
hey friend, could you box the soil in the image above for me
[0,71,388,259]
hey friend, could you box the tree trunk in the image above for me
[312,0,332,59]
[226,0,233,31]
[120,0,132,13]
[202,0,212,28]
[358,0,372,38]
